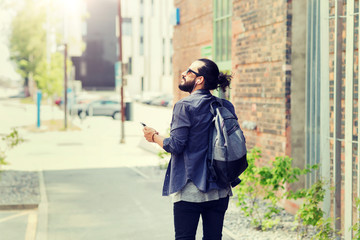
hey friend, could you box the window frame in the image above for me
[213,0,232,70]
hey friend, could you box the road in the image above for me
[0,96,234,240]
[44,168,173,240]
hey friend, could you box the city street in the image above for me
[0,96,233,240]
[0,95,173,239]
[44,168,173,240]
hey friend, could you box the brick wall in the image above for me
[173,0,292,163]
[232,0,292,164]
[173,0,213,101]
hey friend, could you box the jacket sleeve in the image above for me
[163,102,191,155]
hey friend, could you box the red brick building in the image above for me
[172,0,359,238]
[173,0,297,167]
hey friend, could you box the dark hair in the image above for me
[197,58,232,92]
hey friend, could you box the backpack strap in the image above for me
[207,118,217,181]
[207,96,224,182]
[210,96,223,116]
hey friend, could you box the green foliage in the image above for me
[234,148,281,230]
[157,128,171,169]
[9,0,47,81]
[351,198,360,240]
[157,150,170,169]
[0,128,24,167]
[295,180,324,226]
[294,180,337,239]
[234,147,318,231]
[33,52,71,99]
[9,0,68,99]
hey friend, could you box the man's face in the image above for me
[178,61,204,93]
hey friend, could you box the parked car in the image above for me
[9,89,27,98]
[148,94,173,107]
[55,91,101,107]
[138,92,163,104]
[77,99,122,120]
[69,103,87,116]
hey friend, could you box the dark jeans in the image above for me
[173,196,229,240]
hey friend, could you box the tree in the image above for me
[33,52,72,99]
[9,0,47,95]
[33,52,63,99]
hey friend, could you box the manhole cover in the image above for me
[57,142,83,146]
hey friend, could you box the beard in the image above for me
[178,78,196,93]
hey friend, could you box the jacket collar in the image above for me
[191,89,211,96]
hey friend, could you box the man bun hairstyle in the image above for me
[197,58,232,92]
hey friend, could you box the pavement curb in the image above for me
[137,138,163,154]
[223,226,238,240]
[0,204,38,210]
[35,170,48,240]
[129,166,150,179]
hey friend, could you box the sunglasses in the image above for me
[185,68,201,77]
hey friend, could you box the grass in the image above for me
[22,119,81,132]
[20,97,35,104]
[20,97,55,105]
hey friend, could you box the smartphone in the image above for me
[140,122,146,127]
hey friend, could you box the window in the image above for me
[140,36,144,55]
[140,17,144,55]
[213,0,232,97]
[163,38,165,75]
[128,57,132,75]
[151,0,154,16]
[80,61,86,76]
[140,0,144,16]
[122,18,132,36]
[140,17,144,35]
[305,0,360,236]
[163,56,165,75]
[213,0,232,65]
[170,39,173,74]
[141,77,144,92]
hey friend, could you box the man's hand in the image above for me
[143,126,158,142]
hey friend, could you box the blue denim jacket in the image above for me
[162,89,236,196]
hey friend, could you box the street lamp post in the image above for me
[64,43,68,129]
[62,0,69,130]
[118,0,125,143]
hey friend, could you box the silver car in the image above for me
[78,99,121,120]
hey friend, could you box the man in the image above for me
[143,58,236,240]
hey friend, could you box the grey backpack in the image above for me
[207,97,248,187]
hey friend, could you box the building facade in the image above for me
[72,0,174,94]
[173,0,297,167]
[121,0,174,97]
[73,0,118,90]
[173,0,359,238]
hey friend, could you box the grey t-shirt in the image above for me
[172,181,232,203]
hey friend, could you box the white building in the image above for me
[120,0,174,97]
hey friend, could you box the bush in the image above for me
[350,198,360,240]
[293,179,338,239]
[234,147,318,231]
[157,128,170,169]
[0,128,24,168]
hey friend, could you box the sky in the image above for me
[0,0,83,82]
[0,2,21,81]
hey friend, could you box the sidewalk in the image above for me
[0,100,237,240]
[0,100,167,239]
[0,125,235,240]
